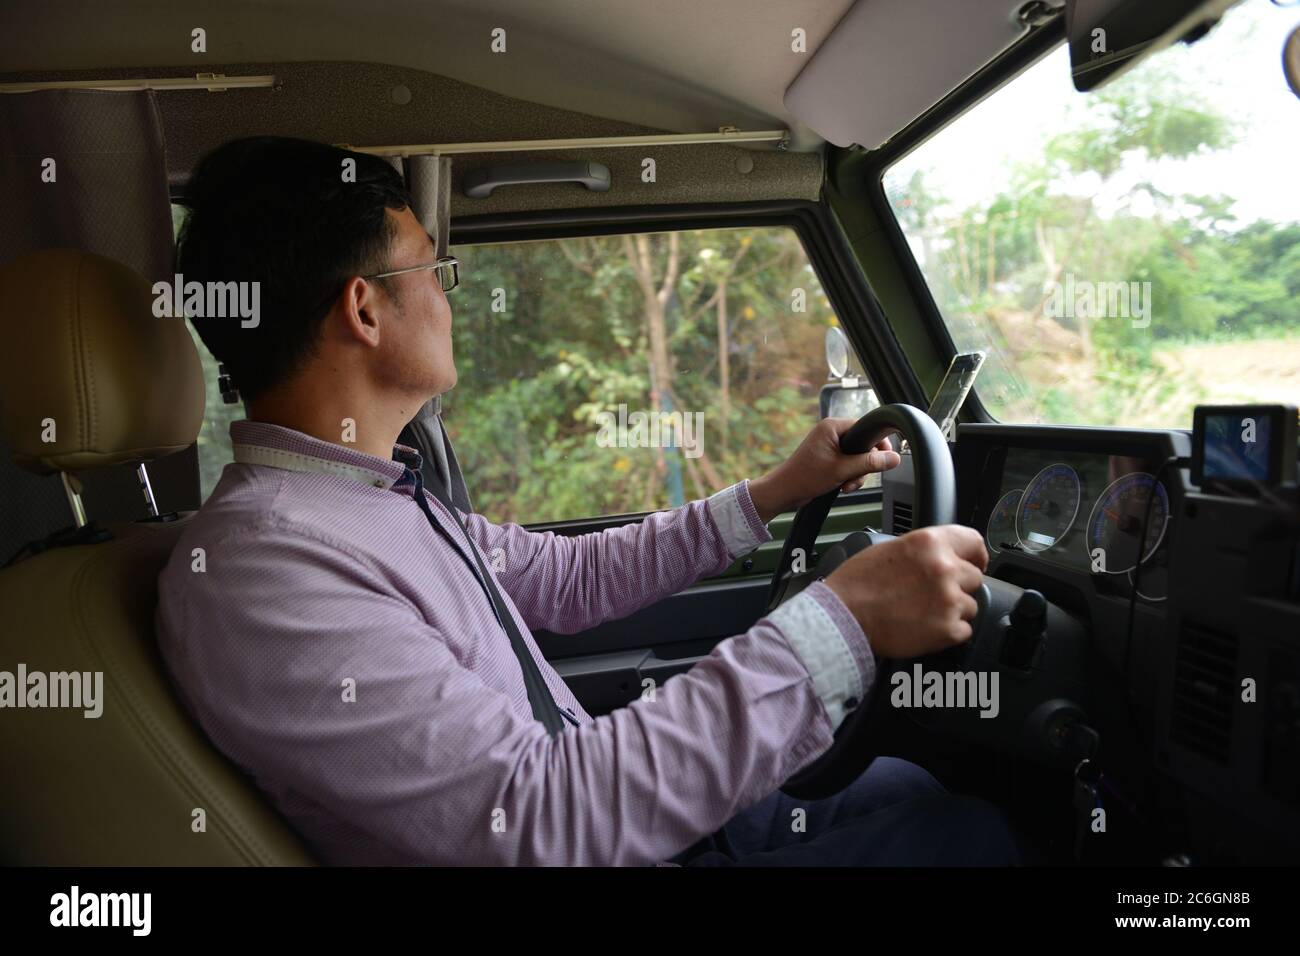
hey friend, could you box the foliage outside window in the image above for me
[445,227,849,525]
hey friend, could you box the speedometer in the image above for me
[1016,463,1081,553]
[1085,472,1169,574]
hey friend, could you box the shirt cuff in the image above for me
[705,480,772,560]
[764,580,875,732]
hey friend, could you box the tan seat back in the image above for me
[0,250,316,864]
[0,521,315,864]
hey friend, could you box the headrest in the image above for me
[0,249,205,474]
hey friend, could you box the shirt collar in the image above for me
[230,420,422,491]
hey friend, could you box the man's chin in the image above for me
[429,366,457,400]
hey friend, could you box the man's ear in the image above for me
[337,275,383,348]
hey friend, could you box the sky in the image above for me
[884,0,1300,227]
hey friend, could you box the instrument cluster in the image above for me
[969,442,1175,601]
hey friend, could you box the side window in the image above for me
[445,226,865,526]
[171,203,237,500]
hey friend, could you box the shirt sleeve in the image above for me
[765,580,875,729]
[157,526,874,867]
[452,479,869,730]
[457,480,772,635]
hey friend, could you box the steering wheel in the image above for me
[768,403,982,800]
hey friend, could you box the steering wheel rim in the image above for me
[765,404,956,612]
[772,403,958,800]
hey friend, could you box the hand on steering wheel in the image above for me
[769,403,989,799]
[823,525,988,657]
[749,417,901,515]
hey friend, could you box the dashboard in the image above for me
[966,440,1176,600]
[956,426,1196,606]
[956,425,1189,605]
[943,422,1300,860]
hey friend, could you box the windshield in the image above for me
[884,0,1300,428]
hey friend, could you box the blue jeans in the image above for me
[670,757,1020,866]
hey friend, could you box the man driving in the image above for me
[155,136,1018,866]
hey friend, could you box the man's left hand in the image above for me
[747,419,901,524]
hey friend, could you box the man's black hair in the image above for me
[176,136,414,401]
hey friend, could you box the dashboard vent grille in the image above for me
[892,501,913,534]
[1170,625,1238,765]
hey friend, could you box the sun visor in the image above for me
[784,0,1060,150]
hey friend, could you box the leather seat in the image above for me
[0,249,315,864]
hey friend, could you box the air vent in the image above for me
[1170,626,1238,765]
[892,501,913,534]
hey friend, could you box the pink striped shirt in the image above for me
[155,420,874,865]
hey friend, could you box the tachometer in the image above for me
[1085,472,1169,574]
[1016,463,1081,553]
[985,489,1023,554]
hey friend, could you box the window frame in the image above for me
[449,198,920,533]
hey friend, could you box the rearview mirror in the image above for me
[1286,25,1300,100]
[1067,0,1242,91]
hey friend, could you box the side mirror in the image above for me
[820,327,879,420]
[820,382,880,420]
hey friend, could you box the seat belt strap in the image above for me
[407,465,574,736]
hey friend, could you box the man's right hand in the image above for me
[823,525,988,659]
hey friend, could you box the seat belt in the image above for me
[405,463,575,736]
[398,398,473,513]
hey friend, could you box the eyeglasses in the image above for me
[362,255,460,294]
